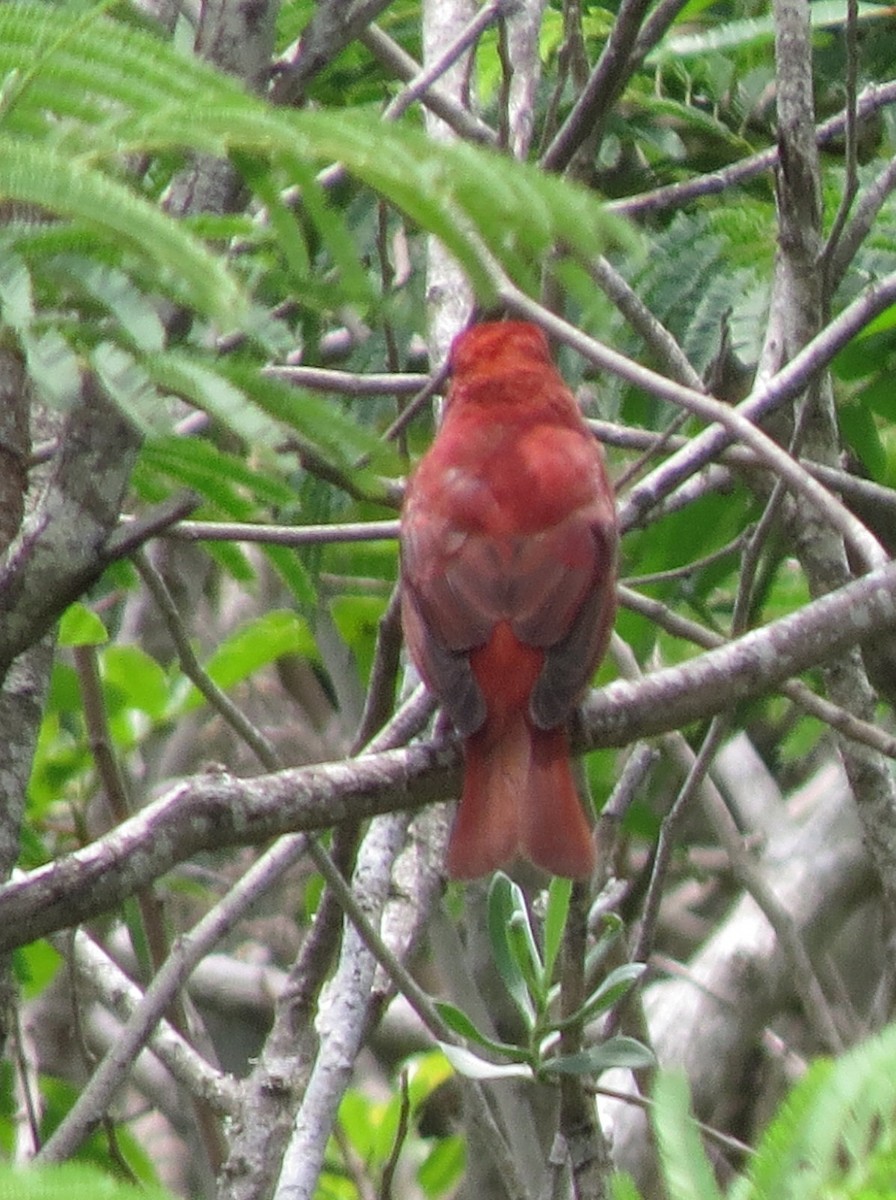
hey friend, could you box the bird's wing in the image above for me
[401,486,616,733]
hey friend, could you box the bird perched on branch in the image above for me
[400,321,618,879]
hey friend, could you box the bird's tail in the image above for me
[447,715,595,880]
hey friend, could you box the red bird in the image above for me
[400,321,618,879]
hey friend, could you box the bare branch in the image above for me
[271,0,394,105]
[59,930,240,1116]
[502,287,887,569]
[383,0,508,124]
[37,834,311,1164]
[360,24,498,145]
[263,366,429,395]
[0,377,141,674]
[540,0,655,172]
[609,78,896,218]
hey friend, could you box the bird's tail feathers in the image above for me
[447,717,595,881]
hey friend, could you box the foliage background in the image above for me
[3,0,896,1197]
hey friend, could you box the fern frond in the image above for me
[0,136,246,324]
[735,1024,896,1200]
[0,4,633,302]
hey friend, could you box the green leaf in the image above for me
[609,1172,645,1200]
[839,399,887,480]
[15,938,62,1000]
[58,602,108,647]
[0,137,246,327]
[735,1025,896,1200]
[144,353,281,445]
[229,363,397,477]
[232,150,311,284]
[564,962,648,1027]
[649,0,886,61]
[543,875,571,986]
[22,328,81,409]
[417,1134,465,1199]
[434,1001,530,1062]
[51,255,166,352]
[101,645,170,719]
[405,1050,456,1113]
[487,872,538,1027]
[0,251,33,330]
[651,1072,724,1200]
[547,1037,656,1078]
[184,610,316,710]
[577,916,627,999]
[0,1162,176,1200]
[92,343,166,431]
[438,1042,534,1082]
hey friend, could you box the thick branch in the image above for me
[540,0,655,172]
[0,377,141,675]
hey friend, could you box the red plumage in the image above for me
[400,321,618,879]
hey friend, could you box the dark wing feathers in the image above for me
[401,486,616,733]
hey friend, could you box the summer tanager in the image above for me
[400,321,618,879]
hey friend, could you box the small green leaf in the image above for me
[15,939,62,1000]
[0,252,33,330]
[22,329,81,409]
[547,1036,656,1077]
[609,1171,644,1200]
[184,610,316,710]
[145,353,281,445]
[417,1134,465,1198]
[649,0,885,61]
[405,1050,456,1112]
[0,1162,177,1200]
[52,256,166,352]
[93,343,167,433]
[543,875,572,984]
[487,872,537,1027]
[498,872,545,1001]
[58,603,108,647]
[439,1042,534,1082]
[101,645,170,718]
[232,150,310,284]
[435,1001,530,1062]
[564,962,647,1027]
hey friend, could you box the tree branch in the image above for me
[0,377,141,674]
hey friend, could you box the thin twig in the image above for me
[360,23,498,145]
[134,549,281,770]
[590,1083,754,1159]
[825,156,896,292]
[619,583,896,760]
[382,0,509,123]
[610,637,845,1053]
[608,79,896,218]
[263,366,429,395]
[135,518,402,546]
[591,254,704,392]
[502,283,889,569]
[622,530,747,587]
[821,0,860,296]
